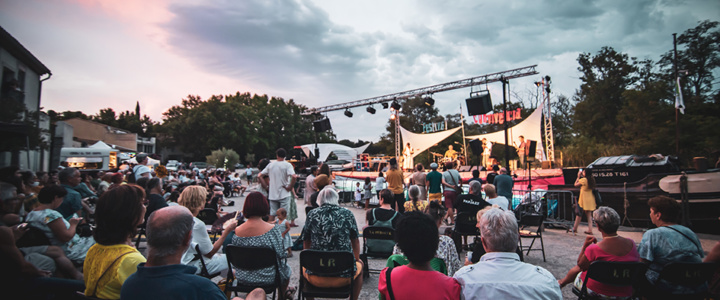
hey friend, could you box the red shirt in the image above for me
[378,265,461,300]
[580,242,640,297]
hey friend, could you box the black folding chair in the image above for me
[360,226,395,278]
[193,244,221,279]
[452,211,480,251]
[197,208,219,241]
[517,213,546,262]
[299,250,355,300]
[133,224,146,250]
[641,262,717,299]
[571,261,646,300]
[224,245,282,300]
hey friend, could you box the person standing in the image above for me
[403,143,415,171]
[245,164,253,186]
[482,138,492,169]
[260,148,297,222]
[363,177,373,209]
[375,172,386,194]
[386,158,406,213]
[441,162,462,226]
[304,166,318,206]
[133,153,152,181]
[571,169,596,235]
[493,168,514,207]
[426,163,443,205]
[411,164,427,201]
[515,136,529,170]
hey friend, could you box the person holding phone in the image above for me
[571,169,596,235]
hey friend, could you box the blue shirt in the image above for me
[57,184,82,220]
[493,174,514,200]
[638,225,704,293]
[121,263,226,300]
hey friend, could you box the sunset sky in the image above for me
[1,0,717,142]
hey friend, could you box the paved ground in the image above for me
[149,184,720,299]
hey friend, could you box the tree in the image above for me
[206,147,240,169]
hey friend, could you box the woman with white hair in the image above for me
[558,206,639,298]
[299,186,364,300]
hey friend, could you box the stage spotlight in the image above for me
[366,106,376,114]
[344,109,353,118]
[382,102,389,109]
[424,96,435,106]
[391,101,401,111]
[390,114,396,120]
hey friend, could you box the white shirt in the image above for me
[181,217,213,265]
[453,252,562,300]
[375,177,386,190]
[133,165,151,181]
[260,160,296,200]
[487,196,509,211]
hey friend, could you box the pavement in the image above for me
[145,183,720,299]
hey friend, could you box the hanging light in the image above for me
[391,100,401,111]
[366,106,376,114]
[382,102,389,109]
[344,109,353,118]
[424,95,435,106]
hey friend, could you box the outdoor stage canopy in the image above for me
[300,143,370,163]
[399,126,462,163]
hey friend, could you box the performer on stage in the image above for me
[482,138,492,168]
[444,145,458,161]
[402,142,415,171]
[515,135,530,170]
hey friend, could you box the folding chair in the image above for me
[517,213,546,262]
[452,211,480,251]
[298,250,355,300]
[133,224,146,249]
[641,262,717,299]
[571,261,646,300]
[193,244,221,279]
[197,208,219,241]
[360,226,395,278]
[224,245,282,300]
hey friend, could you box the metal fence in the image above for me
[512,189,576,230]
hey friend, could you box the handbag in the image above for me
[592,189,602,206]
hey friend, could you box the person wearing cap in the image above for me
[386,158,406,213]
[426,162,443,204]
[133,154,151,181]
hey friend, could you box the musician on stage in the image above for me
[402,142,415,171]
[514,135,530,169]
[482,138,492,168]
[444,145,458,160]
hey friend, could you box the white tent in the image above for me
[89,141,113,149]
[399,126,462,162]
[300,143,370,162]
[465,102,546,161]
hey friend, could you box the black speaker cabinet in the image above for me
[466,93,493,116]
[528,140,537,158]
[313,118,332,132]
[469,139,483,154]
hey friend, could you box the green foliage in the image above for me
[206,147,240,169]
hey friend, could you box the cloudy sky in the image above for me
[1,0,717,142]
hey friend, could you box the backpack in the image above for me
[366,209,398,253]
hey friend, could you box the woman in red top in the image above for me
[558,206,640,297]
[378,212,461,300]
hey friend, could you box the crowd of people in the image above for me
[0,149,717,299]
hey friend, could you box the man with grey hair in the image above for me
[454,208,562,299]
[454,181,491,233]
[57,167,87,220]
[121,206,229,300]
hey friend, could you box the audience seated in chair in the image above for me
[638,196,705,294]
[25,185,95,264]
[379,212,461,300]
[231,192,294,299]
[178,186,232,275]
[83,185,147,299]
[299,186,363,300]
[453,208,562,300]
[394,201,462,276]
[557,206,640,298]
[121,206,264,300]
[403,185,428,213]
[482,184,509,211]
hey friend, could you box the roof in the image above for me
[589,155,670,168]
[0,26,51,76]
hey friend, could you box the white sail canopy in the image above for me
[399,126,462,161]
[300,143,370,162]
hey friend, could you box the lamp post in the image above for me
[500,76,510,167]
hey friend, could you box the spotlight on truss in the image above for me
[424,96,435,106]
[391,101,401,111]
[382,102,389,109]
[344,109,353,118]
[366,106,376,114]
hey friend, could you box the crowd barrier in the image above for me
[511,189,575,230]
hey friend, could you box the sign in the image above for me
[472,108,522,125]
[423,122,445,133]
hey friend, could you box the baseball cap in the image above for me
[430,162,438,169]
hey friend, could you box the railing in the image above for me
[512,189,575,229]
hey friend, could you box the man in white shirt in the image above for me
[453,208,562,300]
[133,153,152,181]
[303,166,318,206]
[260,148,297,222]
[483,184,510,211]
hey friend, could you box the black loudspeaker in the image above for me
[528,140,537,158]
[469,139,483,154]
[313,118,331,132]
[466,93,493,116]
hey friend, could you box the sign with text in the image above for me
[472,108,522,125]
[423,122,445,133]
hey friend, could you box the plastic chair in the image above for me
[517,213,546,262]
[452,211,480,250]
[224,245,281,300]
[640,262,717,299]
[298,250,355,300]
[360,226,395,278]
[571,261,646,300]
